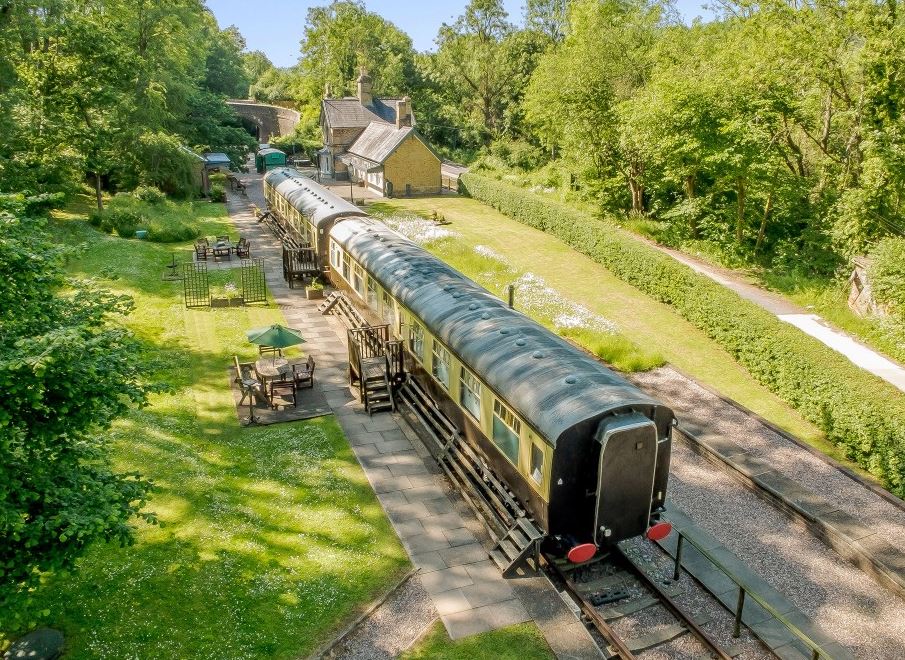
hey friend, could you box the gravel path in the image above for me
[325,574,436,660]
[629,366,905,552]
[666,440,905,658]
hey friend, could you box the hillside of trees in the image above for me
[246,0,905,282]
[0,0,256,207]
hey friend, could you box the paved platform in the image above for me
[226,173,603,657]
[659,507,855,660]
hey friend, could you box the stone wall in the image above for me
[226,100,300,140]
[384,136,441,196]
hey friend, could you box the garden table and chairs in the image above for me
[212,237,232,261]
[245,324,315,409]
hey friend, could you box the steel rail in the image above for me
[617,547,734,660]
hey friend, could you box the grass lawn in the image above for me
[8,198,409,658]
[401,622,554,660]
[372,196,835,453]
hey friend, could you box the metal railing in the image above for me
[671,529,833,660]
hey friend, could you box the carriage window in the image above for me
[492,400,521,465]
[530,442,544,485]
[382,291,394,326]
[367,277,378,309]
[353,264,365,296]
[330,242,341,269]
[341,252,350,281]
[410,322,424,362]
[460,368,482,421]
[431,340,451,389]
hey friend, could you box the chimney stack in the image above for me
[396,96,412,129]
[357,68,372,107]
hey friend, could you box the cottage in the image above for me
[318,70,441,197]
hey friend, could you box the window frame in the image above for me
[410,322,424,362]
[431,340,451,389]
[491,399,522,466]
[459,367,482,422]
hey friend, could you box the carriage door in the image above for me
[593,413,658,544]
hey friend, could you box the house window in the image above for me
[410,322,424,362]
[492,400,521,465]
[367,277,378,310]
[459,368,482,421]
[431,340,451,389]
[530,442,544,485]
[353,264,365,296]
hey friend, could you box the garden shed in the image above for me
[256,148,287,173]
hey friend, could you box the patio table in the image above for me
[255,357,291,381]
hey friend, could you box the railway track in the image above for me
[544,546,742,660]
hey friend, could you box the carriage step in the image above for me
[491,517,542,578]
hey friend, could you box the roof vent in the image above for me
[532,351,546,359]
[481,312,491,320]
[515,338,526,346]
[564,375,577,384]
[452,291,463,298]
[468,303,479,311]
[499,328,510,335]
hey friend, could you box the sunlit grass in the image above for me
[400,622,554,660]
[10,200,409,658]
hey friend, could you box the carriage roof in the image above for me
[330,218,671,445]
[264,168,367,228]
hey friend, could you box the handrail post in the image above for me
[673,534,684,581]
[733,588,745,638]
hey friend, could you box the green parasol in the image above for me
[245,324,307,349]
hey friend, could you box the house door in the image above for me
[319,153,333,176]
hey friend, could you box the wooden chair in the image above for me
[216,235,230,243]
[292,356,316,390]
[236,237,250,259]
[259,345,283,358]
[194,239,209,261]
[269,380,296,408]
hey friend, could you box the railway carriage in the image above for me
[263,167,367,263]
[265,169,675,561]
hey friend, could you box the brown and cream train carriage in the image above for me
[327,217,675,559]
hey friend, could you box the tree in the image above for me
[524,0,568,43]
[0,205,155,624]
[297,0,416,104]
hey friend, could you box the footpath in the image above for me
[654,244,905,393]
[228,171,603,658]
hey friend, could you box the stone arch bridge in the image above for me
[227,100,300,141]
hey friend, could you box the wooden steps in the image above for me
[489,517,544,577]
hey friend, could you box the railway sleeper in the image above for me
[624,624,688,653]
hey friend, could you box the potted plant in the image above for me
[224,282,244,307]
[305,277,325,300]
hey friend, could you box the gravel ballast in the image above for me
[629,366,905,548]
[326,574,436,660]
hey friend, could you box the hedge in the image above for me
[460,172,905,497]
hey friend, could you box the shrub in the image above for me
[109,208,143,238]
[209,184,226,203]
[868,237,905,315]
[133,185,166,204]
[460,172,905,496]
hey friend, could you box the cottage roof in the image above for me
[320,97,413,129]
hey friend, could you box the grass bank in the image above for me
[401,621,554,660]
[11,198,409,657]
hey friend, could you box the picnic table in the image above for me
[255,357,291,381]
[212,238,232,261]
